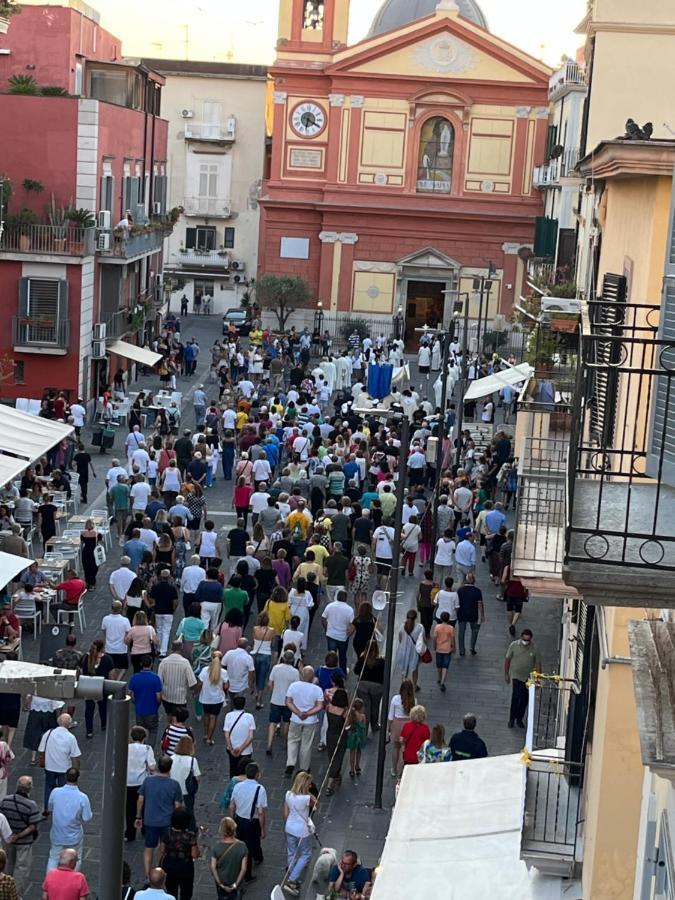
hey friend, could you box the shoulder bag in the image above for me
[185,757,199,798]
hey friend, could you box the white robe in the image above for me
[335,356,352,390]
[320,360,336,394]
[431,341,441,371]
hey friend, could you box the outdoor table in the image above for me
[0,638,20,659]
[12,587,55,622]
[36,558,68,577]
[67,514,106,529]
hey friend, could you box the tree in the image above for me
[256,274,311,332]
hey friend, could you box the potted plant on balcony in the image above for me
[5,208,38,250]
[47,192,68,251]
[66,207,94,253]
[0,2,21,35]
[7,74,38,95]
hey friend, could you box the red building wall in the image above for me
[0,5,120,92]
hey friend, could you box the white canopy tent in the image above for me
[0,551,34,591]
[464,363,534,402]
[0,406,74,487]
[108,340,162,368]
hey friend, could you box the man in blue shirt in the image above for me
[136,756,183,879]
[123,529,147,572]
[328,851,371,897]
[129,656,163,743]
[485,501,507,536]
[47,768,92,870]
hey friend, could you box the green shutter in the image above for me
[18,277,29,316]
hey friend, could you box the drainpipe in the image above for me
[597,605,632,668]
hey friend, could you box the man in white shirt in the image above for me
[285,666,324,776]
[109,557,135,604]
[105,458,127,509]
[238,379,254,399]
[180,555,206,610]
[372,524,395,589]
[224,639,255,697]
[130,477,152,512]
[434,530,456,585]
[101,600,131,680]
[229,762,267,882]
[224,696,256,777]
[222,408,236,431]
[434,575,460,623]
[455,532,477,584]
[249,486,271,525]
[251,453,272,487]
[47,767,93,871]
[38,714,81,814]
[292,433,311,462]
[125,427,145,464]
[69,398,86,435]
[266,650,299,754]
[452,480,474,525]
[407,446,427,486]
[131,444,151,475]
[321,591,354,672]
[139,519,159,552]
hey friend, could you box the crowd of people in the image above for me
[0,313,541,900]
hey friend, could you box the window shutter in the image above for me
[57,279,68,317]
[545,124,558,163]
[184,228,196,250]
[224,227,235,249]
[648,177,675,485]
[589,273,627,447]
[18,277,29,316]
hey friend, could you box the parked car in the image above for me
[222,309,251,336]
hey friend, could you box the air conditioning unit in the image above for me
[541,297,582,314]
[153,202,162,215]
[97,232,111,251]
[181,108,193,118]
[93,322,107,341]
[231,260,245,272]
[233,274,245,284]
[98,210,111,229]
[91,339,107,359]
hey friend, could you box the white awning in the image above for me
[0,406,74,487]
[0,551,34,590]
[108,340,162,368]
[464,363,534,402]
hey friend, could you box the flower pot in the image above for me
[19,234,30,251]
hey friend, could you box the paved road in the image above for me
[13,315,561,899]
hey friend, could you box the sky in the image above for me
[24,0,587,66]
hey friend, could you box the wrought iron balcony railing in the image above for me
[12,316,70,350]
[564,300,675,603]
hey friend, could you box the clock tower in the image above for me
[277,0,350,60]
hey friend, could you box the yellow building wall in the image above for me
[587,32,675,148]
[582,606,644,900]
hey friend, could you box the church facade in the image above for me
[258,0,551,345]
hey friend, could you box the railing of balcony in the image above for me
[522,758,583,862]
[548,60,586,96]
[12,316,70,348]
[566,300,675,574]
[0,225,95,256]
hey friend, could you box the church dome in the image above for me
[368,0,489,37]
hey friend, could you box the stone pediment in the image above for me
[398,247,461,268]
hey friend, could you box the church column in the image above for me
[326,94,345,183]
[337,232,359,312]
[513,106,531,197]
[318,231,338,309]
[346,96,364,184]
[271,91,288,181]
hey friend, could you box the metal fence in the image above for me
[522,758,583,862]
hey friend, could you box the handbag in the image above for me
[347,558,356,582]
[93,543,107,566]
[185,758,199,798]
[414,629,432,665]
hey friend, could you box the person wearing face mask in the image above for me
[504,629,541,729]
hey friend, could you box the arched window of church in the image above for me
[303,0,325,30]
[417,117,454,194]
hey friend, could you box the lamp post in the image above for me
[393,305,404,342]
[0,661,128,900]
[450,291,471,466]
[353,407,410,809]
[473,261,497,356]
[312,299,324,357]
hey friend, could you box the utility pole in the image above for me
[473,261,497,357]
[371,413,410,809]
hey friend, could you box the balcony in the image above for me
[521,682,583,877]
[563,300,675,605]
[0,224,95,257]
[12,316,70,354]
[183,197,232,218]
[548,60,586,100]
[184,121,236,142]
[97,228,167,261]
[177,248,231,269]
[533,149,581,189]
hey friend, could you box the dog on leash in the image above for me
[310,847,338,897]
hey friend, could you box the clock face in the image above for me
[291,102,326,138]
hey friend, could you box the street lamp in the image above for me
[0,661,129,900]
[393,305,404,342]
[352,406,409,809]
[473,261,497,355]
[313,299,324,338]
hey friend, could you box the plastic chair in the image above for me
[14,597,41,636]
[56,590,87,633]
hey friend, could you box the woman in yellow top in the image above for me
[294,549,325,586]
[264,585,291,659]
[235,409,249,431]
[249,328,263,347]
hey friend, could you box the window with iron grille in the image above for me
[17,278,68,344]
